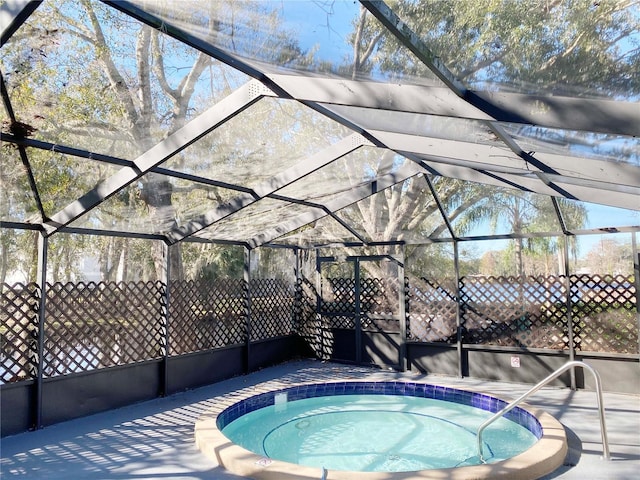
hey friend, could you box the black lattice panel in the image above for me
[296,277,323,358]
[44,281,165,377]
[1,283,40,383]
[169,279,246,355]
[460,276,569,348]
[323,315,356,329]
[514,276,569,349]
[250,279,295,341]
[320,278,356,329]
[361,277,400,332]
[407,277,457,343]
[322,278,356,314]
[571,274,637,353]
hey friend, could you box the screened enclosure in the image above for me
[1,0,639,436]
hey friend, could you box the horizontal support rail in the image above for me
[477,360,610,463]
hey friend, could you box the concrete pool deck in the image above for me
[1,359,639,479]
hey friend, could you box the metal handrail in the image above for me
[477,360,610,463]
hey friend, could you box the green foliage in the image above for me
[380,0,640,96]
[180,243,244,281]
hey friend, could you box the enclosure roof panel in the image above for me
[1,0,250,160]
[396,0,640,101]
[67,171,241,236]
[28,148,120,219]
[442,181,563,238]
[124,0,446,87]
[332,174,453,244]
[276,146,412,206]
[193,197,325,243]
[0,146,41,223]
[160,96,353,189]
[273,215,365,247]
[1,0,638,249]
[500,124,640,167]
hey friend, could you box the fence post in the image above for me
[315,251,325,360]
[243,247,252,374]
[33,232,48,430]
[354,258,362,365]
[398,247,407,372]
[563,238,577,390]
[632,233,640,359]
[160,242,170,397]
[454,240,464,378]
[294,248,302,347]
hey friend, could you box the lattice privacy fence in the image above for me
[459,275,569,349]
[321,278,357,329]
[457,274,637,353]
[318,277,401,332]
[1,272,638,384]
[360,277,401,332]
[2,277,306,383]
[297,276,323,357]
[169,279,246,355]
[311,274,637,353]
[571,274,637,353]
[0,283,39,383]
[43,281,166,377]
[250,279,296,341]
[407,277,458,343]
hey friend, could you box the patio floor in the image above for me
[1,359,639,479]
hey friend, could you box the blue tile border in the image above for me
[216,381,543,438]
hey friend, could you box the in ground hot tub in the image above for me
[196,381,567,480]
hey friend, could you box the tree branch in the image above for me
[136,26,153,135]
[79,0,142,144]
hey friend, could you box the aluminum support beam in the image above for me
[397,248,407,372]
[358,0,640,207]
[633,233,640,361]
[354,257,363,365]
[33,231,47,430]
[487,122,577,200]
[160,242,170,397]
[288,80,640,137]
[547,181,640,212]
[15,124,633,215]
[453,240,464,378]
[1,133,260,195]
[1,133,135,167]
[360,1,639,140]
[250,161,424,248]
[44,80,273,234]
[551,197,570,236]
[563,239,577,389]
[473,90,640,138]
[167,133,370,243]
[0,0,41,46]
[423,174,457,239]
[370,130,534,172]
[415,156,640,211]
[243,247,252,374]
[270,75,490,121]
[0,75,47,221]
[457,226,640,243]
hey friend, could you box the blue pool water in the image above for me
[218,382,540,473]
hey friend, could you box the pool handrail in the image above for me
[476,360,610,463]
